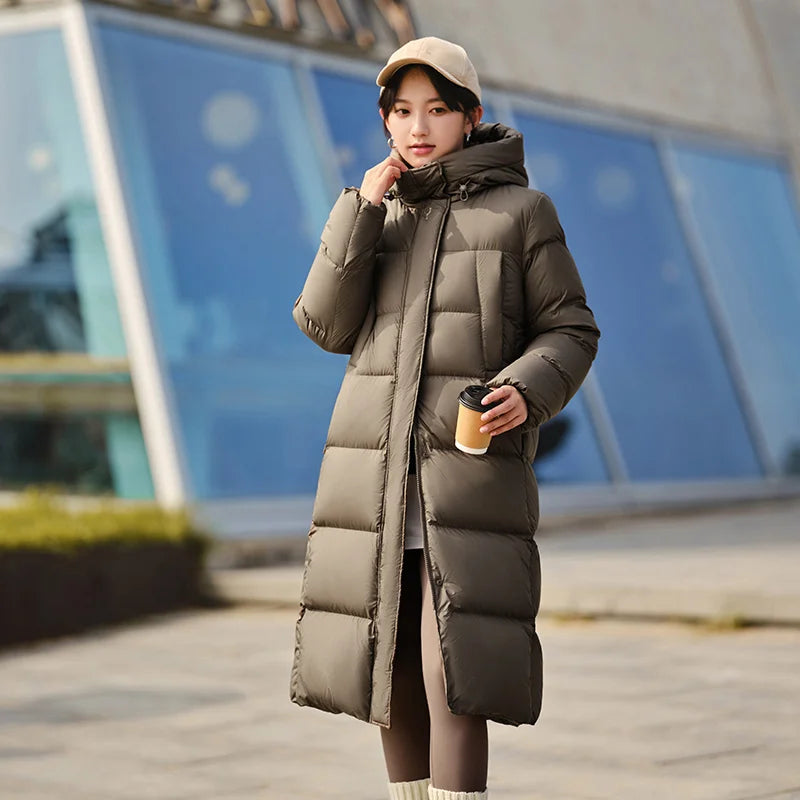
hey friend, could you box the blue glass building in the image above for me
[1,1,799,537]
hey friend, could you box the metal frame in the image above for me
[62,0,188,508]
[3,0,798,533]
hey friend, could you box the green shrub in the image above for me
[0,486,212,555]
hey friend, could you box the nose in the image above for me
[410,111,429,137]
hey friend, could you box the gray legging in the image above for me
[379,473,488,793]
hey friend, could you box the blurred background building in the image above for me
[1,0,799,538]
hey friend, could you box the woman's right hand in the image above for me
[359,147,408,206]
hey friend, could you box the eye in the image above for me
[431,107,447,114]
[394,108,409,116]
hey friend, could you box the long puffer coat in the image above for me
[289,121,600,728]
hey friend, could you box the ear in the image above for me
[470,105,484,130]
[465,105,484,135]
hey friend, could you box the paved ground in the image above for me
[2,497,799,799]
[0,604,799,800]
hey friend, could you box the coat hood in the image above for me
[387,121,529,204]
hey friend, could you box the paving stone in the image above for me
[1,606,799,799]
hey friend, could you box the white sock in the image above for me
[388,776,431,800]
[428,787,488,800]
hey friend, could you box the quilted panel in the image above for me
[327,373,393,450]
[291,608,373,721]
[312,446,385,533]
[441,610,534,723]
[353,311,400,376]
[424,310,484,376]
[422,448,531,535]
[430,526,537,619]
[302,526,379,618]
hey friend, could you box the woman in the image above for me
[289,36,601,800]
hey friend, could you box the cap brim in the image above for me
[376,57,472,97]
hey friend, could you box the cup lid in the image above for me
[458,384,503,412]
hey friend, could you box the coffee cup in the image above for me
[455,385,503,455]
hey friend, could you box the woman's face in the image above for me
[381,67,481,168]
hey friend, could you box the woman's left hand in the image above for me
[479,385,528,435]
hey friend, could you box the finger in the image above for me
[480,408,510,432]
[487,414,526,436]
[480,396,514,423]
[378,167,401,187]
[382,162,405,177]
[482,407,524,432]
[481,386,509,406]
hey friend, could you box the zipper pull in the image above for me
[458,183,469,201]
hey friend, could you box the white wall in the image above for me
[748,0,800,189]
[406,0,799,180]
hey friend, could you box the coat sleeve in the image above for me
[292,187,387,354]
[486,191,601,433]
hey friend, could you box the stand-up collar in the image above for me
[387,122,529,205]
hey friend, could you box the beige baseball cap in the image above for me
[376,36,482,103]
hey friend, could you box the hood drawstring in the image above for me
[388,180,475,204]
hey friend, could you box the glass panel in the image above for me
[533,393,609,484]
[97,24,336,499]
[312,67,496,189]
[0,30,126,356]
[0,30,153,499]
[670,145,800,476]
[0,412,152,497]
[312,70,386,189]
[515,111,762,481]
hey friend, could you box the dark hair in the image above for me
[378,63,481,141]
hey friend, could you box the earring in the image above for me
[387,136,395,149]
[465,130,471,143]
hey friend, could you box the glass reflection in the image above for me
[670,144,800,476]
[0,413,144,495]
[0,30,152,499]
[98,25,334,498]
[533,393,608,484]
[515,112,761,481]
[0,31,126,356]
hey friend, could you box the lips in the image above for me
[410,144,434,153]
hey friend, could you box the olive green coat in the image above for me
[289,122,600,728]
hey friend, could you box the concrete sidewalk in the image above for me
[3,606,799,799]
[209,497,800,626]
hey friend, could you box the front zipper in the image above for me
[383,198,452,725]
[379,204,421,726]
[409,198,453,708]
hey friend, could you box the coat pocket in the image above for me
[475,250,504,373]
